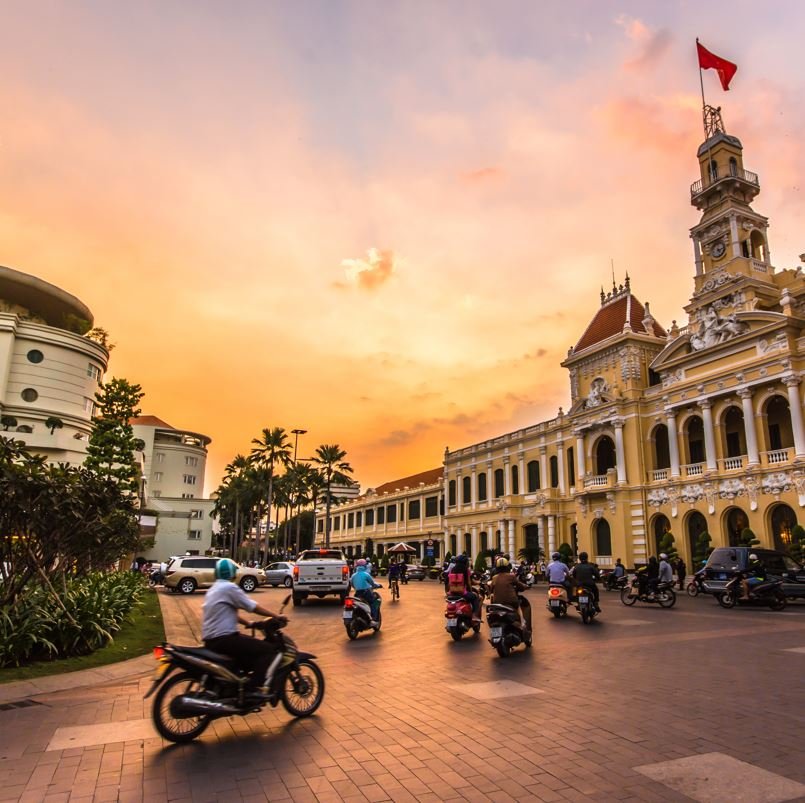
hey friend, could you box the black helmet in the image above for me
[579,551,588,561]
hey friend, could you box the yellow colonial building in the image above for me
[326,110,805,568]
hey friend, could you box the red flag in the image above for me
[697,41,737,91]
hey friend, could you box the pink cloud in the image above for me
[341,248,398,290]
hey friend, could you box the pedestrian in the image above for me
[676,557,687,591]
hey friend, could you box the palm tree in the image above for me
[288,462,316,554]
[45,416,64,435]
[215,453,252,559]
[1,416,18,431]
[250,428,292,562]
[312,444,354,548]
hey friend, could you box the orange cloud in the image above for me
[460,166,504,183]
[341,248,398,290]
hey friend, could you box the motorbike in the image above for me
[546,583,569,618]
[148,569,164,588]
[486,598,532,657]
[343,593,382,639]
[620,578,677,608]
[445,594,481,641]
[716,573,786,610]
[145,595,324,743]
[686,570,708,597]
[574,586,598,624]
[601,570,628,592]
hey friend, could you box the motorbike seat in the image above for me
[486,603,516,613]
[178,646,237,666]
[446,594,468,602]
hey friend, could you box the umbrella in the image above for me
[388,542,417,554]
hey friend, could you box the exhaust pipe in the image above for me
[170,696,241,718]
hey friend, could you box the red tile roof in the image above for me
[372,467,444,495]
[130,415,175,429]
[574,292,666,353]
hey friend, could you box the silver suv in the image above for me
[164,556,266,595]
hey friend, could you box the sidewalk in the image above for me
[0,588,194,705]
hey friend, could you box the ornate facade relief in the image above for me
[793,470,805,508]
[680,484,704,505]
[618,346,642,381]
[719,478,746,500]
[585,377,610,408]
[704,483,717,515]
[668,487,679,518]
[593,507,604,520]
[647,489,669,508]
[757,334,787,355]
[762,472,792,499]
[662,369,684,388]
[606,492,616,513]
[576,496,588,516]
[690,305,750,351]
[745,476,760,511]
[693,270,741,297]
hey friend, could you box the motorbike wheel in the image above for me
[496,642,511,658]
[472,623,481,634]
[280,659,325,718]
[551,608,562,618]
[768,592,787,611]
[657,589,676,608]
[717,590,736,609]
[686,581,699,597]
[450,627,463,641]
[345,621,359,640]
[620,588,637,606]
[581,608,590,624]
[152,672,211,744]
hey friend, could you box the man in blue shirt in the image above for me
[351,559,382,622]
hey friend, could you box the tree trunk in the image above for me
[325,471,332,548]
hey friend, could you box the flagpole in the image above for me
[696,37,715,189]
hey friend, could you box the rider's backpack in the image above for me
[447,571,466,595]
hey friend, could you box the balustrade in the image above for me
[763,448,792,465]
[583,474,608,488]
[684,463,704,477]
[651,469,669,482]
[720,456,745,471]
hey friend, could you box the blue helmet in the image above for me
[215,558,237,581]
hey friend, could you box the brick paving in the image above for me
[2,582,805,801]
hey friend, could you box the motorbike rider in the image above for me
[202,558,287,697]
[546,551,571,597]
[741,553,767,600]
[569,552,601,612]
[447,553,481,622]
[654,553,674,596]
[387,559,401,589]
[351,558,382,622]
[399,561,408,585]
[613,558,626,580]
[489,558,532,633]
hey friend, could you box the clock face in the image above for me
[711,241,726,259]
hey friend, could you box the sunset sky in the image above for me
[1,1,804,494]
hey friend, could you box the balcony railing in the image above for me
[690,167,759,199]
[763,448,792,466]
[720,456,745,471]
[750,259,768,273]
[684,463,704,477]
[652,469,669,482]
[583,474,609,488]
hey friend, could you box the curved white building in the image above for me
[0,265,108,463]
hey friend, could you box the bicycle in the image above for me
[389,577,400,601]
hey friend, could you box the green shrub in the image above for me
[657,531,678,561]
[558,543,573,566]
[739,527,759,547]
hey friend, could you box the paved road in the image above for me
[2,580,805,802]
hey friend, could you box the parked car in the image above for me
[404,564,426,581]
[164,556,266,595]
[264,561,295,588]
[703,547,805,599]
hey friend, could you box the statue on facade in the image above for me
[690,305,749,351]
[585,377,609,408]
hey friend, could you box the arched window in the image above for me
[462,476,471,504]
[653,424,670,470]
[477,472,487,502]
[549,455,559,488]
[686,511,708,566]
[765,395,794,452]
[448,480,456,507]
[463,533,471,555]
[723,407,746,458]
[450,534,457,555]
[729,156,738,176]
[480,531,488,552]
[524,524,540,558]
[709,159,718,181]
[494,468,504,497]
[595,436,617,474]
[496,530,502,552]
[653,514,671,555]
[750,229,766,261]
[771,504,797,552]
[511,465,519,495]
[567,447,575,486]
[527,460,540,492]
[686,416,706,465]
[595,519,612,556]
[725,507,748,547]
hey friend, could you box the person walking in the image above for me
[676,557,687,591]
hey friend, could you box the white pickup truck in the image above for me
[292,548,350,606]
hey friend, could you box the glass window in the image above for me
[494,468,504,497]
[188,530,202,540]
[377,507,385,525]
[387,505,397,523]
[87,364,101,381]
[347,512,354,529]
[409,499,421,519]
[448,480,456,507]
[511,465,519,495]
[333,517,340,530]
[425,496,438,517]
[356,511,362,527]
[156,453,165,463]
[550,456,559,488]
[185,456,199,466]
[154,472,163,482]
[527,460,540,492]
[190,509,203,519]
[477,473,487,502]
[152,491,161,498]
[27,350,44,364]
[21,388,38,403]
[183,475,197,485]
[568,447,575,486]
[366,509,375,526]
[462,476,471,504]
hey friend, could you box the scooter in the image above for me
[486,598,532,657]
[343,593,382,639]
[445,594,481,641]
[620,578,677,608]
[601,570,628,591]
[546,583,569,618]
[145,595,324,743]
[686,569,708,597]
[716,573,786,610]
[574,586,598,624]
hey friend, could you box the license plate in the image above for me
[490,627,502,639]
[550,600,560,607]
[153,661,170,681]
[446,618,457,627]
[579,596,589,604]
[717,573,726,580]
[342,611,353,619]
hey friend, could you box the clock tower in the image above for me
[686,105,778,322]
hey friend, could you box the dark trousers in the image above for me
[678,573,686,590]
[205,633,276,690]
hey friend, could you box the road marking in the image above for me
[448,680,543,701]
[634,752,805,803]
[607,619,651,626]
[47,718,155,750]
[783,647,805,654]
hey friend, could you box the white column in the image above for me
[507,519,515,560]
[419,494,425,529]
[547,515,556,554]
[471,466,477,510]
[504,459,512,496]
[740,389,760,465]
[540,446,548,491]
[575,433,586,483]
[557,440,566,495]
[444,473,451,510]
[785,376,805,458]
[486,462,493,506]
[701,399,718,470]
[692,236,703,276]
[665,408,681,478]
[730,213,740,258]
[518,454,525,496]
[471,526,478,559]
[540,515,548,556]
[614,420,627,484]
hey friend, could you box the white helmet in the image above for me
[659,553,668,559]
[749,553,758,561]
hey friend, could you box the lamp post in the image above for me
[288,429,307,556]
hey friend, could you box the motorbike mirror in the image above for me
[280,594,292,612]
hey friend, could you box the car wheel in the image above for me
[292,594,303,607]
[179,578,196,595]
[240,576,257,593]
[283,577,293,588]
